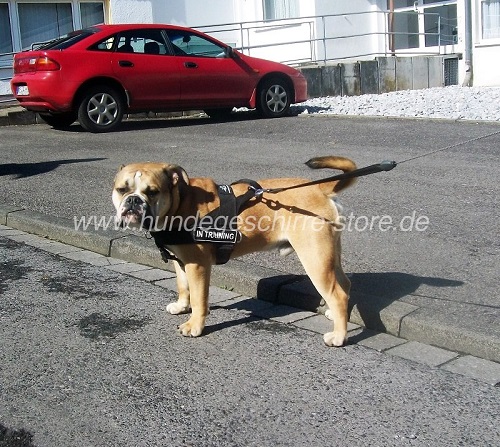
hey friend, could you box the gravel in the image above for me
[292,86,500,121]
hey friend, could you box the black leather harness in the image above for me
[150,180,262,266]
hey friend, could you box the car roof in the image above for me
[90,24,194,33]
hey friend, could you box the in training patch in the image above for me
[192,228,240,243]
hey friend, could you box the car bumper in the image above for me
[11,73,75,112]
[293,73,308,103]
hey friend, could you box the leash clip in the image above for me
[248,185,264,198]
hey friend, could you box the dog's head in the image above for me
[112,162,188,231]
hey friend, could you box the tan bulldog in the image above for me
[112,156,357,346]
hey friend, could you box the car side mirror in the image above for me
[225,46,239,59]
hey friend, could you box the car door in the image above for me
[165,29,257,109]
[110,29,181,110]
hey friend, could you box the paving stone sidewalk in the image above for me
[1,224,499,386]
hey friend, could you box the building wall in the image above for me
[108,0,153,23]
[472,0,500,86]
[473,45,500,86]
[108,0,239,27]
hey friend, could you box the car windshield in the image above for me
[35,28,98,50]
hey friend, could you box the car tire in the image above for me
[204,108,234,120]
[77,85,124,133]
[257,77,291,118]
[38,112,77,129]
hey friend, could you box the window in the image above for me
[40,29,96,50]
[18,3,74,48]
[5,1,104,52]
[394,11,420,49]
[0,3,13,53]
[92,36,115,51]
[424,4,457,46]
[166,30,226,57]
[80,2,104,28]
[263,0,298,20]
[392,0,457,50]
[482,0,500,39]
[91,30,168,55]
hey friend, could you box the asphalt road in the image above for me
[1,236,499,447]
[1,114,499,347]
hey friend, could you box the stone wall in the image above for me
[299,56,445,98]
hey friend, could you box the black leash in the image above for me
[256,160,397,195]
[254,129,500,195]
[397,129,500,165]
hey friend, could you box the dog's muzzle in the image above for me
[123,194,144,211]
[119,194,152,228]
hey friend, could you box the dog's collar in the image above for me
[150,180,262,265]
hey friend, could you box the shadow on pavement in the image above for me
[349,271,464,332]
[255,271,464,334]
[0,158,106,179]
[0,423,37,447]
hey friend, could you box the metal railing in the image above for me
[0,9,449,99]
[195,10,446,66]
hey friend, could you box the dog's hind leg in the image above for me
[323,238,351,346]
[166,261,191,315]
[290,230,350,347]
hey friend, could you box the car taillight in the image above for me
[14,56,60,73]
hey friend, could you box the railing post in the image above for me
[438,15,441,53]
[322,15,327,65]
[240,22,245,55]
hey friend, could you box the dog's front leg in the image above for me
[166,261,191,315]
[178,262,211,337]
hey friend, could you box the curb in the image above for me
[0,107,206,127]
[1,203,499,363]
[0,107,38,126]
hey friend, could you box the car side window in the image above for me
[89,31,169,54]
[116,29,168,54]
[116,30,168,55]
[90,36,116,51]
[166,30,227,58]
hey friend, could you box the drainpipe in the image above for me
[388,0,395,55]
[462,0,473,86]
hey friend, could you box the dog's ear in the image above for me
[114,164,126,183]
[163,164,189,187]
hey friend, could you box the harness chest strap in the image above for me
[150,180,262,265]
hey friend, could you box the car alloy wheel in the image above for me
[258,77,291,118]
[77,85,124,133]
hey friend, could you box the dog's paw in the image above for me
[325,309,334,321]
[166,302,190,315]
[323,331,347,347]
[178,317,205,338]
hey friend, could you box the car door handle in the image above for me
[184,61,198,69]
[119,60,134,67]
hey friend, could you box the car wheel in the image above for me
[204,108,234,120]
[38,112,77,129]
[257,77,291,118]
[77,85,124,133]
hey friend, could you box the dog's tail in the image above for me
[305,156,357,193]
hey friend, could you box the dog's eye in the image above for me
[116,187,128,195]
[146,189,159,197]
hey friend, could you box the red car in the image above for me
[11,24,308,133]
